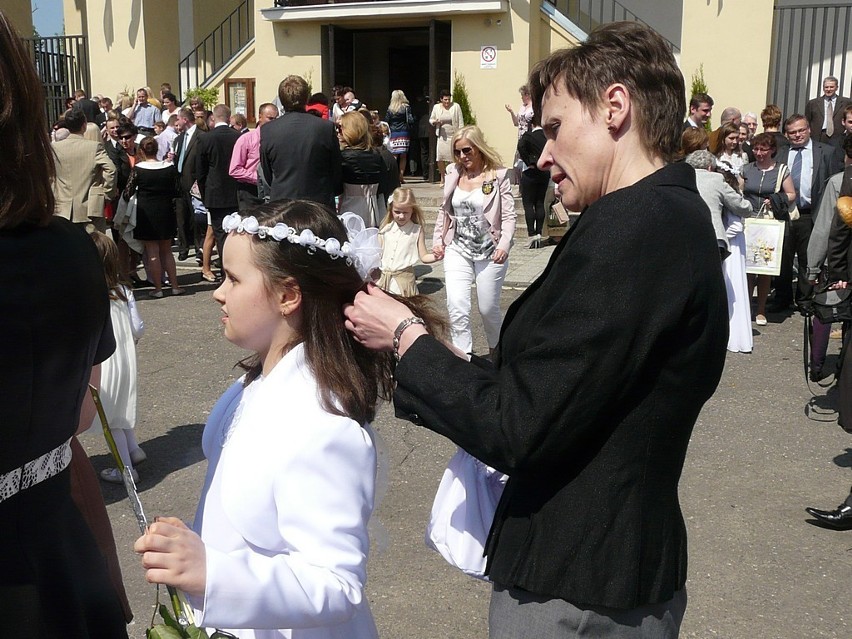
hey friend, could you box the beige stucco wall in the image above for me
[193,0,244,48]
[247,20,323,108]
[4,0,33,36]
[536,7,581,60]
[680,0,775,127]
[144,0,181,93]
[63,0,200,101]
[63,0,85,35]
[452,0,535,164]
[69,0,149,99]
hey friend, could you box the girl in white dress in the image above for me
[135,201,442,639]
[377,188,440,297]
[90,231,146,483]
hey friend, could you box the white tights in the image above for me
[109,428,141,471]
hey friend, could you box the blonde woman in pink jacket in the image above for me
[433,125,516,357]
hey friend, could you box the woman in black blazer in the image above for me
[345,22,729,639]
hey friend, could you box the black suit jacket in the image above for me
[74,98,101,126]
[805,95,852,146]
[196,124,241,209]
[172,128,205,196]
[394,162,728,609]
[260,111,342,208]
[777,139,842,210]
[103,140,131,194]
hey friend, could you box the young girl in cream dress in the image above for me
[377,188,441,297]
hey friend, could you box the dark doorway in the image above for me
[322,25,354,92]
[388,46,428,112]
[321,22,451,181]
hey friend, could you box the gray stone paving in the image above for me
[387,177,558,289]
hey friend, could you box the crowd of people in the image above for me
[681,86,850,356]
[4,4,852,638]
[682,84,852,528]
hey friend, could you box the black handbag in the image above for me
[811,285,852,324]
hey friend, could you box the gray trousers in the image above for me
[489,584,687,639]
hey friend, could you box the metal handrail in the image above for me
[178,0,255,100]
[543,0,679,51]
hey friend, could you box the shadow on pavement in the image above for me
[832,447,852,468]
[89,422,206,506]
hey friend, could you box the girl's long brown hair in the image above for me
[239,201,445,424]
[90,231,128,302]
[0,12,55,229]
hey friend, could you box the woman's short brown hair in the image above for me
[750,132,777,157]
[528,21,685,162]
[138,136,159,159]
[680,127,709,157]
[761,104,782,129]
[0,12,55,229]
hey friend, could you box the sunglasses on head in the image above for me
[453,146,474,157]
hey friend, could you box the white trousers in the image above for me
[444,245,508,353]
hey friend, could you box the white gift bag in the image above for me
[425,447,508,579]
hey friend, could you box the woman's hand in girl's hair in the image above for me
[344,283,427,354]
[134,516,207,596]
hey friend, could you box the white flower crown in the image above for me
[221,211,382,282]
[715,159,741,177]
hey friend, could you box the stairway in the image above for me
[178,0,255,98]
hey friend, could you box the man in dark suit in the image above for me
[682,92,713,132]
[172,107,206,261]
[805,76,852,148]
[72,89,101,125]
[197,104,241,262]
[770,113,843,310]
[261,74,342,208]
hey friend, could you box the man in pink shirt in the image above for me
[228,102,279,211]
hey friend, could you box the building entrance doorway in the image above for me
[322,20,450,180]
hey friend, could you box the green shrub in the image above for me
[689,64,712,131]
[183,87,220,109]
[453,71,477,126]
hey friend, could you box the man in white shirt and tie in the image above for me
[769,114,841,311]
[806,76,852,149]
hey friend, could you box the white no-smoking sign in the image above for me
[480,45,497,69]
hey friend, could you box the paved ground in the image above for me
[80,217,852,638]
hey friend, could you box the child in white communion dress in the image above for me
[135,202,440,638]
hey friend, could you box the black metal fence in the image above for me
[23,35,90,126]
[769,3,852,118]
[178,0,254,99]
